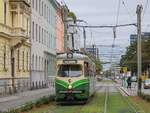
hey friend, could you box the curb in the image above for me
[119,87,130,96]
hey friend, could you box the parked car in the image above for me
[131,76,137,82]
[97,76,103,81]
[144,79,150,89]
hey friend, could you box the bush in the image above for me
[48,95,55,102]
[35,98,43,107]
[139,92,150,103]
[20,102,33,112]
[7,109,19,113]
[35,95,55,107]
[1,95,55,113]
[0,109,19,113]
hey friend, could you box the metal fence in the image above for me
[0,78,55,97]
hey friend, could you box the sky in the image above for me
[57,0,150,70]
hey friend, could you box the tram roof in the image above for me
[57,52,90,60]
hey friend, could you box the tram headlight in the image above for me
[68,85,72,89]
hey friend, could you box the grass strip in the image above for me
[108,92,135,113]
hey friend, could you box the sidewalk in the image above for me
[115,79,137,96]
[120,86,137,96]
[0,88,55,111]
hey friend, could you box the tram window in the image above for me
[58,65,82,77]
[84,62,89,76]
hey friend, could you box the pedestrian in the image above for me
[127,77,131,89]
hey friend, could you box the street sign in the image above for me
[123,67,128,73]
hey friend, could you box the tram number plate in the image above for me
[63,60,77,64]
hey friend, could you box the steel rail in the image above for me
[104,86,109,113]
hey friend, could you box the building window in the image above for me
[36,0,37,11]
[42,58,43,70]
[47,6,48,21]
[36,24,38,41]
[23,51,25,71]
[44,4,46,18]
[49,8,51,23]
[42,2,43,16]
[27,18,29,36]
[12,12,14,27]
[32,54,34,70]
[3,45,6,70]
[32,21,34,40]
[32,0,34,8]
[26,52,29,71]
[39,56,41,70]
[36,55,37,70]
[39,26,41,43]
[42,28,43,44]
[17,49,20,71]
[44,30,46,44]
[39,0,41,15]
[4,1,7,24]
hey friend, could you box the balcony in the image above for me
[0,23,12,37]
[0,23,28,39]
[9,0,31,6]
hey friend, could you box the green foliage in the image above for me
[94,59,102,72]
[138,92,150,102]
[0,109,19,113]
[86,52,102,72]
[20,102,33,112]
[120,37,150,73]
[0,95,55,113]
[35,95,55,107]
[68,12,77,23]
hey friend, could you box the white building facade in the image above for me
[67,18,80,50]
[31,0,56,85]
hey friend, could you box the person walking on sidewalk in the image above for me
[127,77,132,89]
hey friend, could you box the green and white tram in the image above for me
[55,52,96,103]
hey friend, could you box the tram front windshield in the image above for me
[58,65,82,77]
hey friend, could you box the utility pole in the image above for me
[136,4,142,94]
[83,27,86,51]
[71,33,74,50]
[92,44,95,57]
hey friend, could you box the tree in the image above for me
[120,36,150,75]
[68,12,77,23]
[86,53,103,73]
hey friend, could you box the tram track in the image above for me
[72,85,104,113]
[103,86,109,113]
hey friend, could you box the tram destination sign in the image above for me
[63,60,77,64]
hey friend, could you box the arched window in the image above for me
[36,55,37,70]
[3,45,6,70]
[17,49,20,71]
[39,56,41,70]
[39,26,41,43]
[22,51,25,71]
[32,21,34,40]
[32,0,34,8]
[26,52,29,71]
[4,1,7,24]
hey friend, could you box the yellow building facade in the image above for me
[0,0,31,87]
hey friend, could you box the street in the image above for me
[1,80,149,113]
